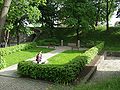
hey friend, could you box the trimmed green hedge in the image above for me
[17,42,104,83]
[0,42,36,69]
[18,56,87,83]
[84,42,104,63]
[0,42,36,56]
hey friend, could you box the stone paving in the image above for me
[0,76,52,90]
[90,56,120,82]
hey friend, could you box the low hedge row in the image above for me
[0,42,36,56]
[18,56,87,83]
[0,42,36,69]
[84,42,104,63]
[17,42,104,83]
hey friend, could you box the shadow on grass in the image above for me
[24,47,54,53]
[62,50,85,54]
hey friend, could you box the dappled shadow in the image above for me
[62,50,85,54]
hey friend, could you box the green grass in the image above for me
[48,77,120,90]
[3,47,53,67]
[47,50,85,65]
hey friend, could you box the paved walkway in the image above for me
[90,56,120,82]
[0,76,52,90]
[0,46,71,78]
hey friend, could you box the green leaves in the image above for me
[59,0,96,29]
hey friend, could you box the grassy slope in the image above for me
[48,77,120,90]
[48,50,84,65]
[3,47,53,67]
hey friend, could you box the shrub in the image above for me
[0,42,36,56]
[18,57,87,83]
[17,42,104,83]
[84,42,104,63]
[0,55,6,69]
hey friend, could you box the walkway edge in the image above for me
[81,52,106,84]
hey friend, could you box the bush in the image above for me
[17,42,104,83]
[0,55,6,69]
[18,56,87,83]
[84,42,104,63]
[0,42,36,56]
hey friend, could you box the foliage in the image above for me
[84,42,104,63]
[38,0,60,37]
[59,0,96,30]
[0,42,36,56]
[0,0,46,45]
[17,42,104,83]
[0,55,6,69]
[6,0,43,32]
[0,0,3,11]
[18,57,86,83]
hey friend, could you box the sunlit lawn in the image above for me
[48,50,85,65]
[3,47,54,67]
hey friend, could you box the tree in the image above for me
[58,0,96,42]
[2,0,45,45]
[116,0,120,18]
[0,0,12,42]
[39,0,59,37]
[94,0,106,26]
[106,0,117,31]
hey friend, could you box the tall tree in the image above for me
[0,0,12,42]
[2,0,45,45]
[59,0,96,42]
[39,0,59,37]
[94,0,106,26]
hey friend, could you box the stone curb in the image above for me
[81,52,106,84]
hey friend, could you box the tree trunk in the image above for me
[16,27,20,45]
[95,6,100,26]
[0,0,12,42]
[106,0,109,31]
[76,26,79,45]
[4,30,9,47]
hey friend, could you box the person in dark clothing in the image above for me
[36,51,42,64]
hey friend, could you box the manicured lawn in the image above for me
[3,47,53,67]
[47,50,85,65]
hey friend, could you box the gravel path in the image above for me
[0,76,52,90]
[90,56,120,82]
